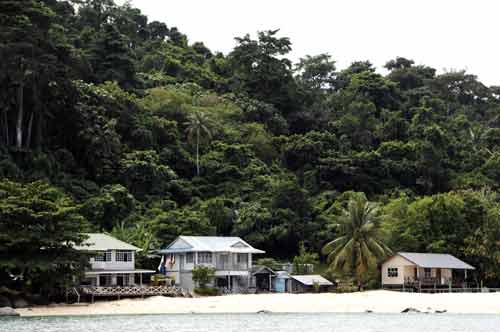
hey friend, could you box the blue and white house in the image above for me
[158,236,265,292]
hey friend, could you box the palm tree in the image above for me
[185,111,212,176]
[322,194,392,290]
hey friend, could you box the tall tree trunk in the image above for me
[196,127,200,176]
[35,107,43,150]
[25,111,33,149]
[16,81,24,148]
[1,109,8,145]
[26,75,38,149]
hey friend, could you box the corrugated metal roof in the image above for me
[397,252,475,270]
[74,233,141,251]
[291,275,333,286]
[252,266,276,275]
[158,236,265,254]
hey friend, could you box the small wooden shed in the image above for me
[290,275,334,293]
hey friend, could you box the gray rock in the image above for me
[11,297,29,309]
[435,309,447,314]
[257,310,272,314]
[401,307,420,313]
[0,295,11,308]
[0,307,20,316]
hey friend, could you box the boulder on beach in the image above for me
[257,310,272,314]
[0,307,20,317]
[401,308,420,313]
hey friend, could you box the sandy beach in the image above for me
[15,290,500,316]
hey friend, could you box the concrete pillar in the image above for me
[140,273,143,287]
[464,269,467,288]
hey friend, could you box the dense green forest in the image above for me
[1,0,500,294]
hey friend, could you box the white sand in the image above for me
[16,290,500,316]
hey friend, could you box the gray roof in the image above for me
[291,275,333,286]
[252,266,276,275]
[158,236,265,254]
[84,269,155,275]
[397,252,475,270]
[74,233,141,252]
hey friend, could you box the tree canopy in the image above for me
[2,0,500,291]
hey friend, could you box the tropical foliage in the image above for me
[322,194,392,287]
[192,265,216,289]
[2,0,500,294]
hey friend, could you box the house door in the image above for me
[436,269,441,283]
[99,275,108,286]
[179,254,184,271]
[219,254,229,269]
[117,275,124,287]
[414,267,418,279]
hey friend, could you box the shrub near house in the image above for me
[192,265,217,295]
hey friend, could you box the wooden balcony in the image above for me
[404,277,453,286]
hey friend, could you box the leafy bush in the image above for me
[194,287,219,296]
[192,265,216,288]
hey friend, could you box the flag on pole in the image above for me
[158,255,165,274]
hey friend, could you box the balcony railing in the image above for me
[80,286,184,302]
[216,262,249,271]
[404,277,452,285]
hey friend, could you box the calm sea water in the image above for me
[1,313,499,332]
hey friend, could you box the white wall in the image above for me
[163,252,255,290]
[165,252,253,272]
[381,255,415,286]
[89,250,135,270]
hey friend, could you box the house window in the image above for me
[116,251,133,262]
[94,251,112,262]
[424,268,432,278]
[387,267,398,277]
[99,275,112,286]
[186,252,194,264]
[198,252,212,264]
[237,253,247,264]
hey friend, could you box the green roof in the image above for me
[74,233,141,251]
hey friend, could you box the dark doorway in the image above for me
[216,277,228,288]
[99,275,108,286]
[255,273,271,291]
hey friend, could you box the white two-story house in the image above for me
[75,233,155,287]
[158,236,265,292]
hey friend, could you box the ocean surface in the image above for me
[1,313,500,332]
